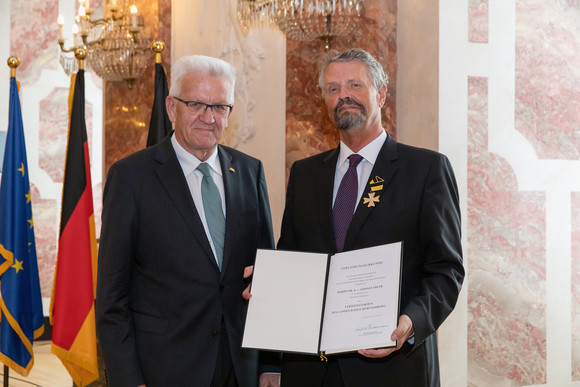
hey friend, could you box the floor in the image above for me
[1,341,72,387]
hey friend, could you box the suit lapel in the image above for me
[317,148,340,253]
[344,135,399,251]
[153,137,215,262]
[219,146,237,273]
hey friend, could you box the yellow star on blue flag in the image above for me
[12,259,23,273]
[0,76,44,377]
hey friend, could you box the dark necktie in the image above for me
[197,162,225,270]
[332,154,363,252]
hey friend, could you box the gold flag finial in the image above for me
[74,48,88,71]
[152,41,165,64]
[7,56,20,78]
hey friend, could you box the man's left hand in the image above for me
[358,314,414,358]
[242,265,253,300]
[259,373,281,387]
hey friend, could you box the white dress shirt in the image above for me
[172,134,226,264]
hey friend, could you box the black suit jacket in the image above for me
[96,135,274,387]
[278,134,464,387]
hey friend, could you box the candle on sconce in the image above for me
[110,0,116,7]
[130,5,138,28]
[78,6,86,34]
[57,14,64,41]
[85,0,90,11]
[72,24,79,46]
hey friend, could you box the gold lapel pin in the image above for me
[369,176,384,184]
[229,167,235,173]
[363,192,380,207]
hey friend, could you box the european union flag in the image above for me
[0,77,44,376]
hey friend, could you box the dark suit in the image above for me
[278,134,464,387]
[96,135,274,387]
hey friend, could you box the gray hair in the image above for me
[318,48,388,93]
[169,55,236,102]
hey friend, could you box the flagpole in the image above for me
[152,40,165,64]
[74,47,87,71]
[2,53,21,387]
[2,55,19,387]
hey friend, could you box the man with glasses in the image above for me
[96,55,274,387]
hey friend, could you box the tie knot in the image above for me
[348,154,363,168]
[197,162,212,177]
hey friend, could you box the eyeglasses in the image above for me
[173,97,233,117]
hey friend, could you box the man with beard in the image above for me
[276,48,464,386]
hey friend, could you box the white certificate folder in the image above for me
[242,242,403,355]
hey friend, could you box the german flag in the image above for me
[146,62,171,147]
[49,70,99,387]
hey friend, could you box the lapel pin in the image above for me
[369,176,384,184]
[363,192,380,208]
[229,167,235,173]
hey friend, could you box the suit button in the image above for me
[212,330,219,337]
[219,285,225,292]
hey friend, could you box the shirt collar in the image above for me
[338,130,387,166]
[171,134,222,176]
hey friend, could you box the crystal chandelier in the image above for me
[237,0,276,33]
[57,0,152,88]
[237,0,365,51]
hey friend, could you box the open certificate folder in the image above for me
[242,242,403,355]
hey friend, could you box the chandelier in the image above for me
[238,0,276,32]
[237,0,365,51]
[57,0,152,88]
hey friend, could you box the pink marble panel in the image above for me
[10,0,59,85]
[468,77,547,385]
[573,192,580,381]
[285,0,396,175]
[38,87,69,182]
[30,183,58,297]
[515,0,580,160]
[469,0,489,43]
[38,86,94,183]
[104,0,171,173]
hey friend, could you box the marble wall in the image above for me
[441,0,580,385]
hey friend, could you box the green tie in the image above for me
[197,162,225,271]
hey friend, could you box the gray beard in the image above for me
[334,100,367,130]
[336,111,366,130]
